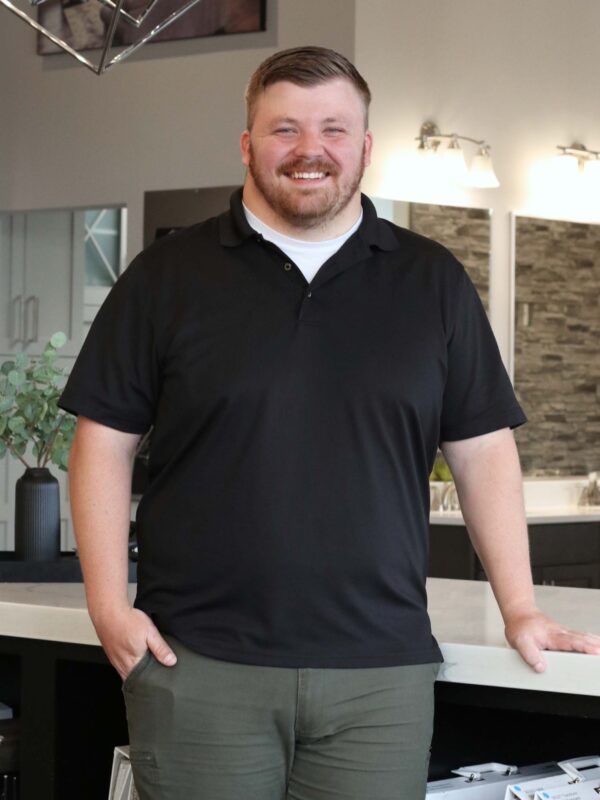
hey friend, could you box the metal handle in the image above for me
[452,763,518,780]
[33,295,39,343]
[558,756,600,782]
[24,295,38,345]
[10,295,22,346]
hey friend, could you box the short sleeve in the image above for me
[439,268,526,442]
[58,254,160,434]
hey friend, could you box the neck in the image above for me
[242,178,362,242]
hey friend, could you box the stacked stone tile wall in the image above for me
[409,203,490,309]
[514,216,600,475]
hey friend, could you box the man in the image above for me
[60,46,600,800]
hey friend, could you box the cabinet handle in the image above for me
[33,295,39,343]
[10,295,22,346]
[24,295,37,345]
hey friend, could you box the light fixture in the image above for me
[555,142,600,194]
[0,0,206,74]
[416,121,500,188]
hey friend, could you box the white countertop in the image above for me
[1,578,599,696]
[428,578,600,696]
[430,507,600,525]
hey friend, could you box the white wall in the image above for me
[355,0,600,363]
[0,0,355,258]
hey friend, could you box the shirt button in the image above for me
[307,291,312,298]
[283,262,292,271]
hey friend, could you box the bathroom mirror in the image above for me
[512,214,600,475]
[372,199,490,308]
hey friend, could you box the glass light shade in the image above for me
[414,143,438,185]
[440,144,469,184]
[552,153,580,180]
[468,150,500,188]
[583,159,600,192]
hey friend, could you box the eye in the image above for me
[274,127,296,136]
[324,127,346,135]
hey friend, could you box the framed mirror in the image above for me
[512,214,600,475]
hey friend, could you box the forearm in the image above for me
[442,429,537,623]
[68,417,139,627]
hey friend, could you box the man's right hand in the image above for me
[93,606,177,681]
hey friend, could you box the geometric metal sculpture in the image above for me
[1,0,211,74]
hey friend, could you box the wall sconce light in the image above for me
[0,0,204,74]
[554,143,600,193]
[417,121,500,188]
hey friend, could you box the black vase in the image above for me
[15,467,61,561]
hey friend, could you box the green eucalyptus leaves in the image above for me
[0,332,75,470]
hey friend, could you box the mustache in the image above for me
[277,159,339,177]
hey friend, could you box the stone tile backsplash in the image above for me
[409,203,490,309]
[514,216,600,475]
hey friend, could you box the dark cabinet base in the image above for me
[0,637,128,800]
[429,521,600,588]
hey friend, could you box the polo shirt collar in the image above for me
[219,187,399,253]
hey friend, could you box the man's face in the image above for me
[241,78,372,233]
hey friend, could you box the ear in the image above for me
[363,130,373,168]
[240,130,251,167]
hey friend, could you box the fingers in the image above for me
[513,635,546,673]
[146,626,177,667]
[547,629,600,655]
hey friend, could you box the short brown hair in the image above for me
[245,46,371,129]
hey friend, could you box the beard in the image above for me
[247,143,366,230]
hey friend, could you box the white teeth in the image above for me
[290,172,326,180]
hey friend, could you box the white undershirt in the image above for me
[243,202,363,283]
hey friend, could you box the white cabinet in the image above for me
[0,209,85,357]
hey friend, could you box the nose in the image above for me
[292,129,324,159]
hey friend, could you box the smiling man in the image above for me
[60,46,600,800]
[241,74,371,235]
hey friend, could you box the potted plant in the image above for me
[0,332,76,560]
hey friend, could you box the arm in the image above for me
[441,428,600,672]
[68,416,177,679]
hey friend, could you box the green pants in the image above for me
[123,636,438,800]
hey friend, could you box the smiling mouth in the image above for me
[287,171,329,181]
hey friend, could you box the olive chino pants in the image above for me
[123,636,438,800]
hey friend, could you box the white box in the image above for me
[108,745,139,800]
[534,783,600,800]
[427,761,565,800]
[505,758,600,800]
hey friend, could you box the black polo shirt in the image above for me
[59,189,525,668]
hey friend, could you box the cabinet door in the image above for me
[537,562,600,589]
[22,210,84,357]
[0,213,26,354]
[0,456,11,550]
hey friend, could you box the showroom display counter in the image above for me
[1,579,600,798]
